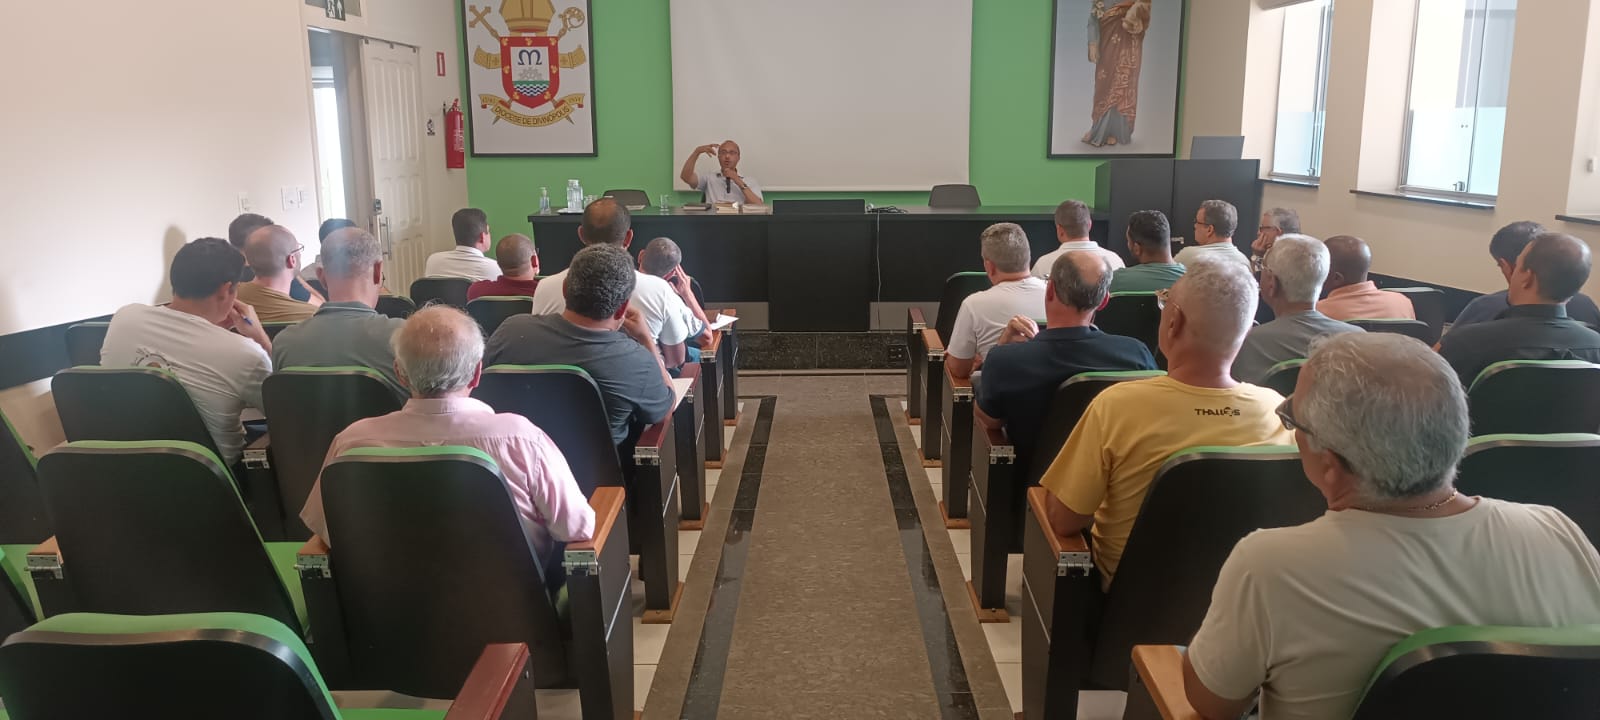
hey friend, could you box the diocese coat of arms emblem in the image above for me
[467,0,589,128]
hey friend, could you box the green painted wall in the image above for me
[463,1,1161,239]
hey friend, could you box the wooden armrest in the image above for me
[1132,645,1203,720]
[945,363,971,390]
[908,306,928,328]
[1027,487,1089,555]
[444,643,533,720]
[678,361,702,382]
[921,326,945,355]
[568,487,625,556]
[245,433,271,452]
[635,413,673,452]
[28,537,60,561]
[298,535,330,559]
[981,425,1010,449]
[296,534,331,577]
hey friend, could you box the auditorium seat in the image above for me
[0,545,40,640]
[375,294,417,319]
[1387,286,1446,344]
[970,370,1164,614]
[64,321,110,366]
[603,188,650,208]
[1346,318,1432,343]
[28,441,306,634]
[260,367,406,540]
[1096,292,1163,366]
[929,183,981,208]
[0,612,535,720]
[262,321,296,339]
[410,277,472,309]
[1020,446,1322,719]
[473,365,682,616]
[52,366,287,539]
[465,295,533,335]
[906,272,989,466]
[307,277,328,297]
[0,406,49,545]
[1467,359,1600,435]
[1131,625,1600,720]
[298,447,630,713]
[1457,433,1600,547]
[700,308,736,465]
[675,363,709,527]
[1259,357,1306,396]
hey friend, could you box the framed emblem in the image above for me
[463,0,597,156]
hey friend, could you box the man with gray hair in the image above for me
[486,244,675,445]
[237,225,320,323]
[1231,234,1361,383]
[1182,332,1600,720]
[272,227,408,398]
[1250,207,1300,273]
[1175,199,1251,274]
[945,222,1048,379]
[300,305,594,561]
[1039,259,1292,587]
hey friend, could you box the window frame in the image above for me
[1269,0,1336,184]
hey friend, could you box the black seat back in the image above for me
[409,277,472,309]
[1259,358,1306,397]
[0,407,49,544]
[1457,433,1600,547]
[1091,446,1324,689]
[936,272,991,344]
[262,322,296,340]
[1387,287,1445,344]
[65,322,110,367]
[466,296,534,336]
[0,548,37,639]
[1352,625,1600,720]
[52,367,221,458]
[260,368,405,540]
[1025,371,1166,484]
[929,184,981,208]
[1097,292,1162,362]
[1347,318,1432,343]
[1467,360,1600,435]
[35,442,299,630]
[473,366,621,494]
[375,294,417,319]
[603,189,650,207]
[322,447,568,697]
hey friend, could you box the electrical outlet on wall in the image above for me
[237,192,252,213]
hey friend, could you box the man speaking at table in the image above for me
[680,140,764,205]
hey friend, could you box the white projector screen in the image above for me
[670,0,973,193]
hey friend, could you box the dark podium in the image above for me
[1096,158,1264,261]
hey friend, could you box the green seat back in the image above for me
[0,546,37,640]
[1258,358,1306,397]
[1098,292,1162,362]
[465,296,534,336]
[1467,360,1600,435]
[0,406,48,544]
[1353,625,1600,719]
[473,365,621,494]
[1457,433,1600,547]
[936,272,991,344]
[51,366,221,460]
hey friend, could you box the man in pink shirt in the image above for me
[300,305,593,559]
[1318,235,1416,321]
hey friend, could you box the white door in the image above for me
[360,38,430,293]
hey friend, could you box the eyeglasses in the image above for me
[291,244,305,257]
[1275,396,1313,437]
[1154,288,1177,311]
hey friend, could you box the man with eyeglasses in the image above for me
[1179,332,1600,720]
[1250,207,1300,274]
[236,224,319,323]
[1037,259,1292,589]
[680,140,764,205]
[1175,199,1251,274]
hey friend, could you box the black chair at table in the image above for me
[260,367,405,540]
[1387,286,1446,344]
[410,277,472,309]
[929,184,981,208]
[970,370,1164,616]
[1466,359,1600,435]
[1096,292,1163,366]
[1259,357,1306,396]
[298,447,630,717]
[1020,446,1324,719]
[65,321,110,366]
[466,296,533,336]
[906,272,990,472]
[375,294,418,319]
[602,189,650,208]
[1346,318,1432,343]
[1456,433,1600,547]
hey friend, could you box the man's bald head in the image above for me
[392,306,483,398]
[1049,251,1112,312]
[717,140,742,169]
[243,225,300,278]
[640,237,683,278]
[1325,235,1373,287]
[495,234,537,274]
[320,227,381,279]
[1520,233,1593,303]
[579,197,632,247]
[1169,258,1258,357]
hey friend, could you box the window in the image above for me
[1271,0,1334,181]
[1401,0,1517,199]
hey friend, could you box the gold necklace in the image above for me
[1357,490,1459,514]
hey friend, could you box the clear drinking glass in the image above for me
[659,194,670,213]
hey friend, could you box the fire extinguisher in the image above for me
[445,99,465,169]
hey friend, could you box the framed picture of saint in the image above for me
[1048,0,1185,158]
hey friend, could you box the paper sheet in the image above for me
[708,313,739,332]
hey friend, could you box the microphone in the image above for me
[724,176,732,194]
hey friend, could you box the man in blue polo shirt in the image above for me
[976,252,1156,468]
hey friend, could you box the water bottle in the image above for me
[538,186,551,215]
[566,179,581,211]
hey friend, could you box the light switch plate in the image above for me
[237,192,252,213]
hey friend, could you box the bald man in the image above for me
[1316,235,1416,321]
[1439,232,1600,389]
[238,225,319,322]
[467,234,541,301]
[680,140,763,204]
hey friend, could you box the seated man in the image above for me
[301,218,358,283]
[1109,210,1185,293]
[1249,207,1299,274]
[300,305,593,559]
[680,139,764,205]
[424,208,502,282]
[236,225,318,323]
[1040,260,1292,587]
[976,252,1156,461]
[272,227,407,399]
[1182,332,1600,720]
[1232,234,1361,383]
[467,234,541,301]
[1031,199,1124,279]
[1174,200,1251,273]
[1453,221,1600,328]
[100,237,273,466]
[529,199,699,366]
[229,212,321,303]
[1439,232,1600,389]
[1317,235,1416,321]
[945,222,1048,379]
[638,237,714,364]
[486,244,675,446]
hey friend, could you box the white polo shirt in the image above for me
[528,269,697,346]
[696,170,763,204]
[424,246,502,282]
[1032,240,1126,279]
[946,276,1048,361]
[1174,242,1252,274]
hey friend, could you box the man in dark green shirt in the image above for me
[1109,209,1186,293]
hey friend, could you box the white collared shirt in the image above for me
[695,170,763,204]
[424,246,502,282]
[1032,240,1126,279]
[527,269,697,345]
[946,276,1048,360]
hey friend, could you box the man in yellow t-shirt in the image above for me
[1040,258,1293,586]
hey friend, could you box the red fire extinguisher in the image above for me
[445,99,465,169]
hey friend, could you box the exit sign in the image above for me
[325,0,345,20]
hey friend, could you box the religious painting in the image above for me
[1048,0,1185,158]
[462,0,597,156]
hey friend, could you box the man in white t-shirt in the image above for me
[1174,199,1252,274]
[1182,332,1600,720]
[946,223,1048,379]
[679,140,764,205]
[1031,199,1123,279]
[423,208,502,282]
[529,199,699,364]
[100,237,274,466]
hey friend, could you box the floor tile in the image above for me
[679,554,694,582]
[634,618,671,665]
[982,617,1022,664]
[925,466,943,486]
[634,664,655,712]
[1080,691,1129,720]
[997,662,1022,714]
[956,552,971,579]
[947,528,971,555]
[680,530,702,557]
